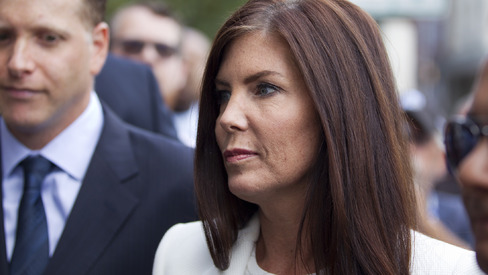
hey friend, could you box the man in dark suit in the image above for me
[95,54,179,140]
[0,0,195,274]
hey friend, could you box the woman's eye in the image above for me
[256,83,279,97]
[215,89,231,105]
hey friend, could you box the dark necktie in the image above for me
[10,156,53,275]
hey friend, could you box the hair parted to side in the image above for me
[81,0,107,27]
[195,0,416,274]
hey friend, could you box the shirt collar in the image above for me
[1,91,104,181]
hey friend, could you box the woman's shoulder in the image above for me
[410,230,483,274]
[153,221,216,275]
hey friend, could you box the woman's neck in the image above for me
[256,209,314,274]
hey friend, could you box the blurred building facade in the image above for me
[352,0,488,117]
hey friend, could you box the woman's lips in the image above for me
[223,148,258,162]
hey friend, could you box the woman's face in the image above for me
[458,71,488,273]
[214,32,321,207]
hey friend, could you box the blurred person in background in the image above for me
[110,1,187,115]
[110,2,208,147]
[95,54,179,140]
[172,27,211,147]
[445,57,488,272]
[402,89,472,249]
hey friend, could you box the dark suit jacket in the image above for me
[0,106,196,275]
[95,54,179,140]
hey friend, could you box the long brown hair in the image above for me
[195,0,416,274]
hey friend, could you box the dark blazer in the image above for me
[0,106,196,275]
[95,54,179,140]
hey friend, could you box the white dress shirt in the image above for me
[173,102,199,148]
[1,91,104,259]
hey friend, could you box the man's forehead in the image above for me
[113,8,181,45]
[114,7,180,32]
[0,0,85,27]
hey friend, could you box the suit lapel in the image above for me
[45,107,140,274]
[0,155,10,275]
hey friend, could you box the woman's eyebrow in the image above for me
[243,70,282,84]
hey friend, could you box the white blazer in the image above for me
[153,215,483,274]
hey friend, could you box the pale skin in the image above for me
[457,60,488,272]
[0,0,108,150]
[178,28,210,110]
[215,32,321,274]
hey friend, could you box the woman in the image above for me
[154,0,480,274]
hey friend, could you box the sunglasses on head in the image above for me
[444,115,488,169]
[114,39,178,58]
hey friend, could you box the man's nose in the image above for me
[7,39,35,78]
[458,139,488,189]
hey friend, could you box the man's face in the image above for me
[457,62,488,272]
[0,0,108,149]
[111,7,187,110]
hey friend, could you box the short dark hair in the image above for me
[109,1,183,47]
[136,1,177,19]
[111,1,181,25]
[195,0,416,274]
[81,0,107,27]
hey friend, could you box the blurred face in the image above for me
[457,64,488,272]
[0,0,108,149]
[111,7,186,110]
[215,32,321,208]
[176,29,210,111]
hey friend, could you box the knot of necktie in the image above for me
[21,156,53,198]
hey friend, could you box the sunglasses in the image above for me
[444,115,488,169]
[113,39,179,58]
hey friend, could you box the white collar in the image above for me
[203,214,261,275]
[1,91,104,181]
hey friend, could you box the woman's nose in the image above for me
[217,93,249,133]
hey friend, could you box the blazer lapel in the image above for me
[44,107,140,274]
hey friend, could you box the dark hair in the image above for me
[81,0,107,27]
[109,1,183,48]
[137,1,177,19]
[111,1,181,26]
[195,0,416,274]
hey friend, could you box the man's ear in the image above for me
[90,22,109,76]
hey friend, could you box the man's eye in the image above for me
[39,33,60,44]
[0,31,13,44]
[256,83,279,97]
